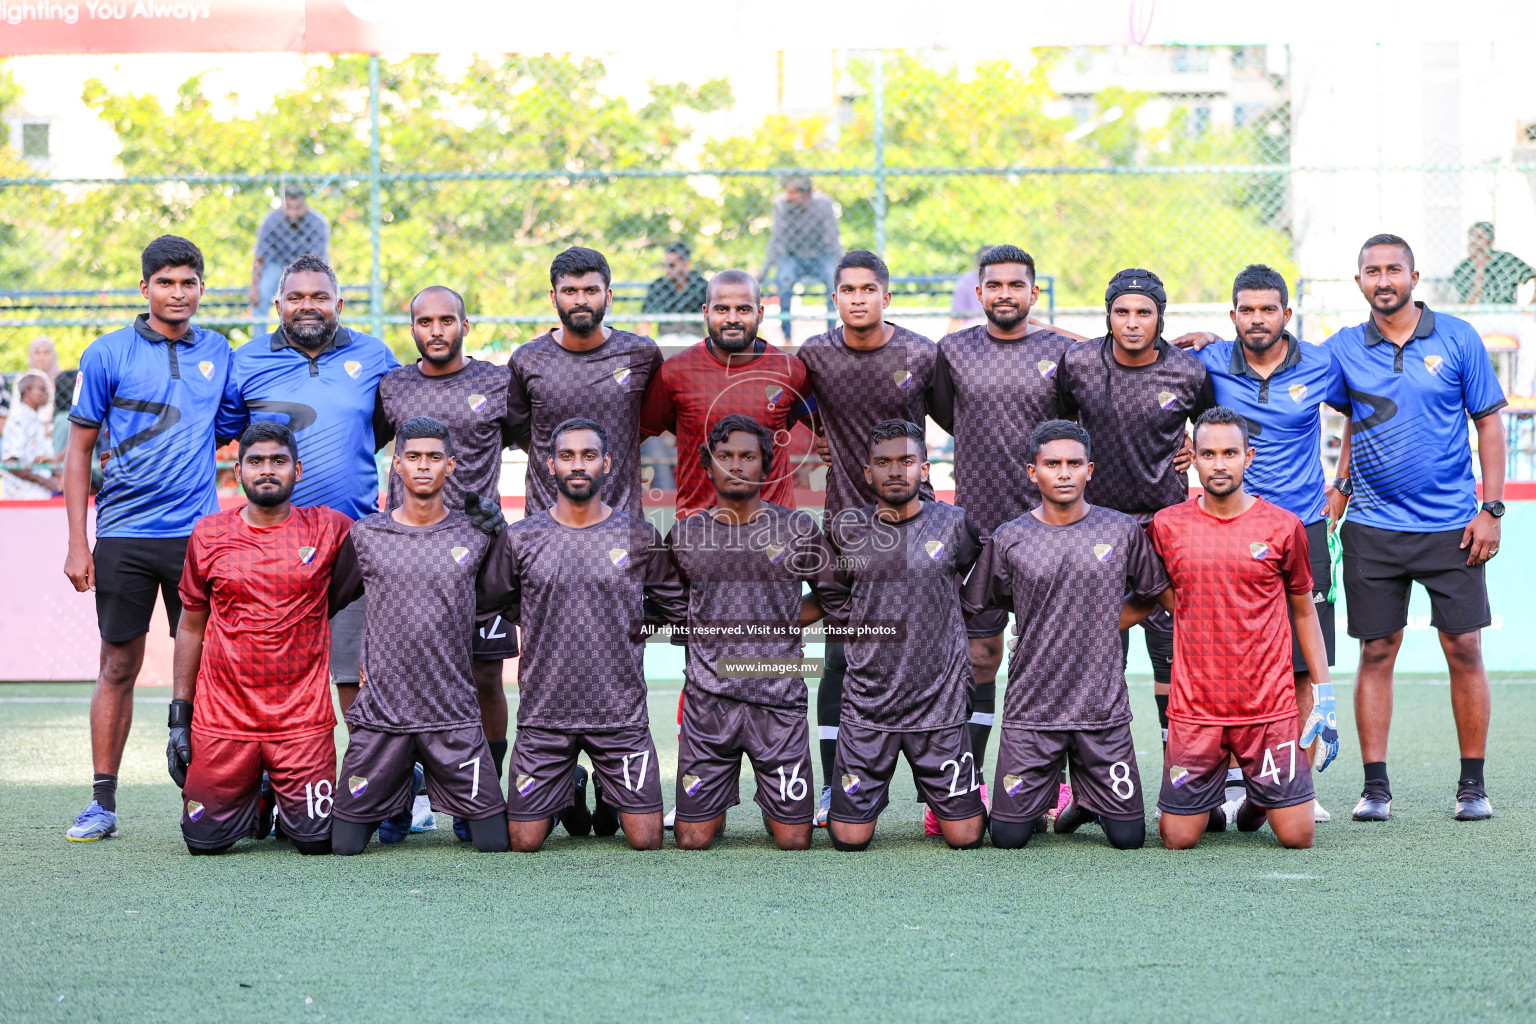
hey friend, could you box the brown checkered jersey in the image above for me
[377,359,517,511]
[796,325,938,519]
[961,505,1170,730]
[813,501,981,731]
[1057,337,1216,521]
[476,508,687,732]
[507,330,663,518]
[665,502,823,710]
[930,325,1074,534]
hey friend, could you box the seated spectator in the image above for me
[642,242,709,343]
[946,246,993,335]
[2,370,59,499]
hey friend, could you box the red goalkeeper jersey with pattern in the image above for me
[1147,496,1313,726]
[178,505,352,739]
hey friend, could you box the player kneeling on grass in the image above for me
[960,420,1170,850]
[1144,407,1338,851]
[665,415,824,851]
[480,418,690,852]
[168,422,352,856]
[814,419,987,851]
[326,417,513,854]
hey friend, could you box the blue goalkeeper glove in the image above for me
[1300,683,1339,772]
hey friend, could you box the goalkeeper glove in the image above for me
[464,490,507,537]
[167,699,192,788]
[1299,683,1339,772]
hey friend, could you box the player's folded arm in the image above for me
[640,527,690,624]
[473,529,521,626]
[327,534,365,618]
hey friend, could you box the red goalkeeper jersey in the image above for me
[178,505,352,739]
[1147,496,1313,726]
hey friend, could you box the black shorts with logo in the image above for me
[506,724,663,821]
[991,724,1144,824]
[1286,519,1336,672]
[472,610,519,661]
[830,719,985,825]
[674,689,814,825]
[1341,520,1491,640]
[93,536,188,642]
[333,724,507,824]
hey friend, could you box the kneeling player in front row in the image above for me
[815,419,987,850]
[169,422,352,855]
[961,420,1170,849]
[665,415,823,850]
[327,417,511,854]
[1146,407,1338,850]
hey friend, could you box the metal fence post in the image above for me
[368,55,384,341]
[872,50,887,257]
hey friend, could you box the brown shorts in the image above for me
[830,719,985,825]
[1157,717,1315,816]
[675,690,814,825]
[991,724,1143,824]
[333,724,507,824]
[181,728,336,848]
[506,724,663,821]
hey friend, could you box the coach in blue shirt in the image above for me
[224,253,399,718]
[1326,234,1507,824]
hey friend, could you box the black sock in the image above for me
[817,641,845,791]
[968,681,996,772]
[990,819,1033,849]
[467,815,511,853]
[1154,694,1170,746]
[1363,761,1390,790]
[489,740,508,780]
[93,773,118,813]
[330,820,376,856]
[819,739,837,793]
[186,842,234,856]
[1101,816,1146,850]
[1460,758,1485,787]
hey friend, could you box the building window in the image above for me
[1231,45,1267,71]
[1235,103,1269,129]
[1171,47,1211,74]
[21,122,49,160]
[1190,106,1212,137]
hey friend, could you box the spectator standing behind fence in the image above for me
[248,187,331,337]
[757,175,840,342]
[2,370,57,498]
[945,246,991,335]
[1452,221,1536,396]
[641,242,710,343]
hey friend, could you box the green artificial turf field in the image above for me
[3,678,1532,1023]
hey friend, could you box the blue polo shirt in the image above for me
[1325,304,1506,533]
[225,327,399,520]
[1197,333,1341,524]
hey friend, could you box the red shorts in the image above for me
[1156,717,1314,816]
[180,728,337,849]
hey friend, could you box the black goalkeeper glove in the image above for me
[465,490,507,537]
[167,699,192,789]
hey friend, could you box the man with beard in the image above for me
[479,418,689,852]
[1325,234,1507,823]
[377,286,520,839]
[168,422,352,855]
[930,243,1085,831]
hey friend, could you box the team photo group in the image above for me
[59,229,1507,856]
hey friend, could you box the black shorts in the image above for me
[1287,519,1336,672]
[1341,520,1491,640]
[92,536,188,643]
[472,611,519,661]
[334,724,507,824]
[991,724,1143,824]
[506,724,663,821]
[830,719,985,825]
[966,606,1009,640]
[674,689,814,825]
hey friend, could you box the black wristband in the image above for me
[168,699,193,729]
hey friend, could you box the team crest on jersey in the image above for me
[925,540,944,560]
[1289,383,1309,403]
[764,385,784,406]
[1424,355,1444,376]
[613,367,632,386]
[185,800,204,822]
[1250,541,1269,560]
[682,774,703,797]
[1156,391,1177,411]
[893,370,913,390]
[344,360,362,379]
[764,543,787,565]
[841,773,861,795]
[1169,766,1189,788]
[1002,774,1024,797]
[198,360,214,380]
[516,774,536,796]
[1093,543,1113,563]
[450,546,470,564]
[298,546,317,566]
[468,394,488,412]
[609,548,630,569]
[348,776,369,797]
[1036,360,1058,379]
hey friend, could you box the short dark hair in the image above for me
[705,268,760,305]
[665,241,691,260]
[835,250,890,289]
[1027,419,1091,464]
[410,285,466,320]
[550,416,608,458]
[279,252,338,295]
[398,415,453,456]
[1359,233,1415,271]
[1231,263,1289,310]
[977,244,1036,283]
[550,246,611,288]
[867,418,926,461]
[141,235,204,282]
[1193,405,1250,449]
[699,413,774,474]
[238,420,298,463]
